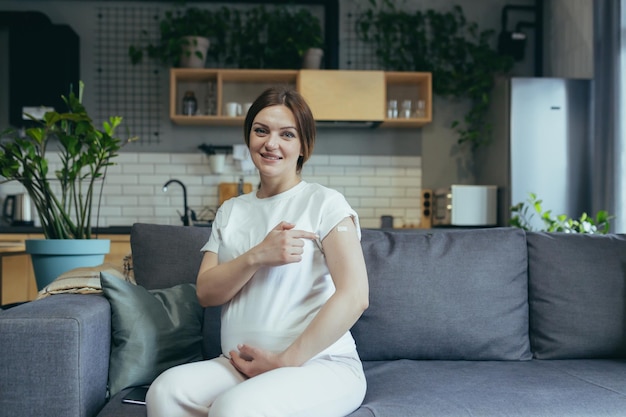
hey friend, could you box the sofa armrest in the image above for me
[0,294,111,417]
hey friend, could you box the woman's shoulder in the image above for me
[215,190,255,218]
[302,181,344,199]
[300,182,352,211]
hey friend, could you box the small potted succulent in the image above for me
[0,81,135,289]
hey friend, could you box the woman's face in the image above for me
[248,105,302,181]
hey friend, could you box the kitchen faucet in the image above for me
[162,179,193,226]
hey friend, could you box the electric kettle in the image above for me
[2,193,34,226]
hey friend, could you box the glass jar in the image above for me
[182,91,197,116]
[416,100,426,118]
[401,100,412,118]
[387,99,398,118]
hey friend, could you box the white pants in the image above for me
[146,351,366,417]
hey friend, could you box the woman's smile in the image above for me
[260,152,283,161]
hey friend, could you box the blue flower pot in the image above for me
[25,239,111,291]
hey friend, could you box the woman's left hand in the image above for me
[229,344,285,378]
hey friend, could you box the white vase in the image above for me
[209,154,226,174]
[179,36,210,68]
[301,48,324,69]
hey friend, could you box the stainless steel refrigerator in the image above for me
[474,77,592,228]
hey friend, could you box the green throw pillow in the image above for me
[100,271,204,397]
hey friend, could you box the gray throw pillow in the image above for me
[100,271,204,397]
[352,228,531,361]
[528,232,626,359]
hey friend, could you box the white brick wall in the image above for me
[0,153,422,229]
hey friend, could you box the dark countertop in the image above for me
[0,225,133,235]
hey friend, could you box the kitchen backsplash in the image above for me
[0,152,422,230]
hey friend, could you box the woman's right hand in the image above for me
[254,221,318,267]
[196,221,317,306]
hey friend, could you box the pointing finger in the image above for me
[290,230,319,240]
[274,221,295,231]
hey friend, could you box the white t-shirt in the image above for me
[202,181,360,358]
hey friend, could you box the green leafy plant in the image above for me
[510,193,613,234]
[0,82,135,239]
[356,0,513,149]
[129,5,323,70]
[129,7,221,67]
[221,5,324,69]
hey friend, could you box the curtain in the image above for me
[621,2,626,233]
[592,0,625,233]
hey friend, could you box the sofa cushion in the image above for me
[352,228,531,361]
[130,223,223,359]
[349,359,626,417]
[528,232,626,359]
[100,271,204,397]
[130,223,211,290]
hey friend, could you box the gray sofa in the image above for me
[1,223,626,417]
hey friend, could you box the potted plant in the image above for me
[129,7,221,68]
[356,1,513,149]
[510,193,613,234]
[0,81,134,290]
[285,7,324,69]
[222,5,324,69]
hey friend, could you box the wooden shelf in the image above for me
[170,68,432,128]
[381,118,431,128]
[170,69,298,124]
[382,71,432,127]
[170,115,245,126]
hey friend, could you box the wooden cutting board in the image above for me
[218,182,253,206]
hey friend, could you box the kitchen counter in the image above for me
[0,226,133,235]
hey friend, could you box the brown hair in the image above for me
[244,87,316,173]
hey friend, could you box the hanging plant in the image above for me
[356,0,513,149]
